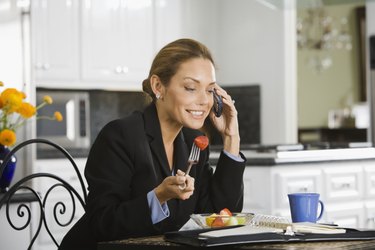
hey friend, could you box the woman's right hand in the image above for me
[154,169,195,204]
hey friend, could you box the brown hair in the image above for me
[142,38,215,101]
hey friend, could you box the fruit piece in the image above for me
[237,216,246,225]
[211,217,225,228]
[205,213,218,227]
[225,217,239,226]
[219,208,233,216]
[194,136,209,150]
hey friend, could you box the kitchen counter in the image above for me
[0,192,39,206]
[209,147,375,166]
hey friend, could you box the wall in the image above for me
[297,2,365,128]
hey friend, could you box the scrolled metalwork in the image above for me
[0,138,87,249]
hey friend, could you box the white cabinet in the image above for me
[32,158,87,250]
[323,165,363,202]
[242,160,375,229]
[29,0,193,90]
[154,0,184,51]
[31,0,80,84]
[81,0,154,89]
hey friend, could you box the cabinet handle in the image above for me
[35,62,43,69]
[115,66,123,73]
[298,187,308,192]
[367,217,375,226]
[114,66,129,74]
[341,183,351,189]
[43,63,50,70]
[122,66,129,73]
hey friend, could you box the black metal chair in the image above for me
[0,138,87,250]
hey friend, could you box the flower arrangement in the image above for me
[0,81,63,146]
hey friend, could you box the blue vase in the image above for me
[0,145,17,193]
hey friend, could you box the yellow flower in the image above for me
[1,88,23,113]
[0,129,17,146]
[0,82,62,147]
[43,95,53,104]
[54,111,63,122]
[17,102,36,118]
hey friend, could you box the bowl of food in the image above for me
[190,208,254,228]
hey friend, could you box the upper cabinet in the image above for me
[31,0,80,83]
[31,0,184,90]
[81,0,154,89]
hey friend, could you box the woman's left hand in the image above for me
[209,85,240,156]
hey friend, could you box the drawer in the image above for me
[364,166,375,199]
[364,201,375,229]
[324,202,364,228]
[274,169,322,209]
[323,167,363,202]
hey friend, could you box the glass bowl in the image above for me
[190,213,254,229]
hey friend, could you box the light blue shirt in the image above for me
[147,150,244,224]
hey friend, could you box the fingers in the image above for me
[174,170,195,200]
[214,86,235,108]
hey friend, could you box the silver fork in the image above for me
[178,143,200,190]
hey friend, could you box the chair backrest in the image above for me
[0,138,87,250]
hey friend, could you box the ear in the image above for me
[150,75,164,99]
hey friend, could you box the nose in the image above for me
[198,90,210,106]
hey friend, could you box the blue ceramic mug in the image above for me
[288,193,324,223]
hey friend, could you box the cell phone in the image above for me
[212,89,223,117]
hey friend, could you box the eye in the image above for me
[184,86,195,92]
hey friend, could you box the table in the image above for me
[98,235,375,250]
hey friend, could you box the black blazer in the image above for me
[59,103,246,249]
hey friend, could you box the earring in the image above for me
[156,93,161,99]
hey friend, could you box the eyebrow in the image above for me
[183,77,216,85]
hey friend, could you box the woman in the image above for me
[59,38,246,249]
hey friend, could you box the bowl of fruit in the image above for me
[190,208,254,228]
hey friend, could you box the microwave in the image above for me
[36,90,91,150]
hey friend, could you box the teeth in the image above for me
[190,111,204,116]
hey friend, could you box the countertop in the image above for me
[0,192,39,205]
[209,147,375,166]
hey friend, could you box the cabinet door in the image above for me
[274,168,322,209]
[81,0,154,88]
[365,201,375,229]
[154,0,184,51]
[364,165,375,199]
[323,166,363,202]
[31,0,79,83]
[324,203,364,228]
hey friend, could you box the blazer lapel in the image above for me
[143,104,171,177]
[174,131,189,174]
[143,104,190,177]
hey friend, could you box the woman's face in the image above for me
[160,58,216,130]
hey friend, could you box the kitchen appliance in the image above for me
[36,90,90,151]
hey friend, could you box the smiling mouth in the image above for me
[188,110,205,117]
